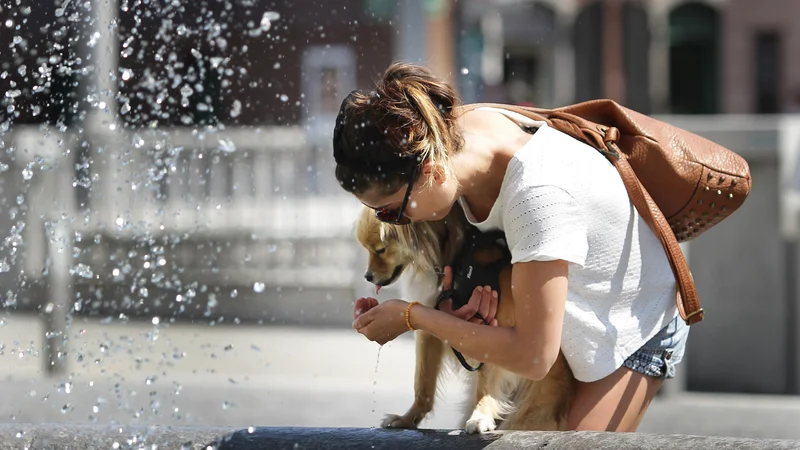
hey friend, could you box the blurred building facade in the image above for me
[409,0,800,115]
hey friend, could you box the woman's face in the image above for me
[358,162,459,223]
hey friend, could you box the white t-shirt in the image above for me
[457,106,679,382]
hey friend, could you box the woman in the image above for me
[333,62,689,432]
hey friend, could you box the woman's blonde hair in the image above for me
[333,62,464,196]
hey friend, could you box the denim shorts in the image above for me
[622,314,690,380]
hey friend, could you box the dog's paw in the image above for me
[465,414,496,434]
[381,413,419,430]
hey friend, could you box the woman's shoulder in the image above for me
[457,105,536,159]
[456,104,518,129]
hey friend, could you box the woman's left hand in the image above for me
[352,297,411,345]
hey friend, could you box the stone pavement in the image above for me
[0,313,799,440]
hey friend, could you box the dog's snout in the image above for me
[364,271,374,283]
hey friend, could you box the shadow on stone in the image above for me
[212,427,502,450]
[209,426,800,450]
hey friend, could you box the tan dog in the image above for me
[354,202,576,433]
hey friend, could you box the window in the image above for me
[668,3,721,114]
[300,45,356,195]
[300,45,356,139]
[319,67,340,116]
[755,31,781,114]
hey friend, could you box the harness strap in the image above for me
[435,288,489,372]
[432,225,510,373]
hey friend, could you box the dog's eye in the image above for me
[374,248,386,255]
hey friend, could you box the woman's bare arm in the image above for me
[410,259,568,380]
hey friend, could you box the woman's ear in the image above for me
[422,161,448,185]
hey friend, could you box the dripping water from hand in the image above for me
[371,345,382,422]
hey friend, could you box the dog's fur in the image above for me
[355,202,576,433]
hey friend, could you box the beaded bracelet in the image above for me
[405,301,420,331]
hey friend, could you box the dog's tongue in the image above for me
[375,285,382,295]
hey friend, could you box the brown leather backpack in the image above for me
[461,100,752,325]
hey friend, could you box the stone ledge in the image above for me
[2,424,800,450]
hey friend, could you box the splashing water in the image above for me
[0,0,393,431]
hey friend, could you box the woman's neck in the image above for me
[453,108,535,221]
[453,140,509,222]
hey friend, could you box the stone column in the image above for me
[394,0,427,65]
[648,2,671,114]
[553,5,578,106]
[74,0,122,231]
[480,9,504,89]
[425,0,457,87]
[603,0,625,103]
[43,203,72,375]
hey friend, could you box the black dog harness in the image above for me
[435,225,512,372]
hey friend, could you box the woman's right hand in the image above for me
[437,266,499,326]
[354,296,379,320]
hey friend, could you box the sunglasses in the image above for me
[374,163,420,225]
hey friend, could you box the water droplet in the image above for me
[222,401,233,410]
[218,138,236,153]
[207,294,218,309]
[260,13,273,32]
[253,282,265,293]
[152,317,160,325]
[61,404,69,414]
[263,11,280,22]
[230,100,242,118]
[132,134,144,148]
[279,94,288,102]
[461,67,469,75]
[70,263,94,279]
[0,259,9,273]
[21,167,33,181]
[180,85,193,97]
